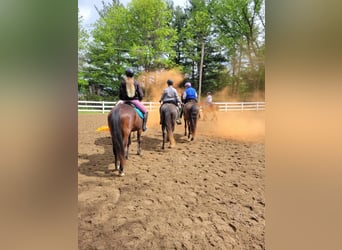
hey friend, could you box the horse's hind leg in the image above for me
[168,130,175,148]
[125,133,131,159]
[136,130,141,155]
[118,159,125,176]
[112,144,119,171]
[187,121,191,141]
[184,120,187,136]
[119,146,126,176]
[162,125,166,149]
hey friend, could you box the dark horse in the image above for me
[183,100,200,141]
[160,103,178,149]
[202,103,218,121]
[107,103,143,176]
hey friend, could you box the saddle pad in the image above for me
[134,107,144,119]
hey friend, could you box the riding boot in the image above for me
[142,112,148,132]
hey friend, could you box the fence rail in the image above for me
[78,100,265,113]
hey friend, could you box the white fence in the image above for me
[78,100,265,113]
[214,101,266,112]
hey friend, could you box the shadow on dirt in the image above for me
[78,134,165,177]
[78,132,192,178]
[78,136,115,178]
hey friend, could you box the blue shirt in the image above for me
[183,87,197,101]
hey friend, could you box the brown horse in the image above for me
[160,103,178,149]
[202,103,218,121]
[107,103,143,176]
[183,100,200,141]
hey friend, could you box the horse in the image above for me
[202,103,218,121]
[107,102,143,176]
[160,103,178,149]
[183,100,200,141]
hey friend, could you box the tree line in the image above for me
[78,0,265,101]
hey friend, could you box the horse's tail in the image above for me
[108,108,125,161]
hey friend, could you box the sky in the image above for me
[79,0,188,29]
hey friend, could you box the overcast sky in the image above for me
[79,0,188,29]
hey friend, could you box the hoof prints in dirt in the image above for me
[79,114,265,249]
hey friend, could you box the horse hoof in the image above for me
[119,172,125,177]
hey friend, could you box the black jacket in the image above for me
[119,79,144,101]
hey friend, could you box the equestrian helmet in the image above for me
[184,82,191,87]
[125,68,134,77]
[167,79,173,85]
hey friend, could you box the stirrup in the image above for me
[176,119,182,125]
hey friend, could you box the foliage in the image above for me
[78,0,265,101]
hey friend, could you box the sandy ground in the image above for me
[78,110,265,249]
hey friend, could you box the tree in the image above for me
[78,0,265,101]
[180,0,211,94]
[78,9,90,93]
[210,0,265,99]
[79,0,178,100]
[127,0,178,71]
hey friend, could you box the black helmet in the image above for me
[167,79,173,85]
[125,68,134,77]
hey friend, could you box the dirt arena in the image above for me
[78,110,265,249]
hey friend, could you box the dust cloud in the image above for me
[136,69,265,142]
[209,86,265,103]
[199,111,265,142]
[137,69,184,102]
[146,110,265,142]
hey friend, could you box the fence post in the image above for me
[256,102,259,111]
[241,102,244,111]
[102,101,105,114]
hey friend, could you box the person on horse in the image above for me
[118,68,149,131]
[159,79,182,125]
[180,82,198,118]
[182,82,198,103]
[205,91,213,107]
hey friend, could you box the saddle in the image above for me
[162,100,178,106]
[123,101,144,119]
[184,98,197,104]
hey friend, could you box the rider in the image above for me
[205,91,213,107]
[180,82,198,118]
[118,68,148,132]
[182,82,198,104]
[159,79,182,125]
